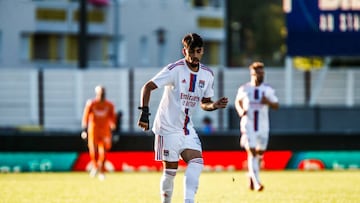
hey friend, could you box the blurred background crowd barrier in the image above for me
[0,67,360,134]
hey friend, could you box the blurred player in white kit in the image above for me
[235,61,279,191]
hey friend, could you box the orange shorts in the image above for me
[88,128,112,150]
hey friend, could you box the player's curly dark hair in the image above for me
[182,33,203,50]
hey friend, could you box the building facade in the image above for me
[0,0,226,68]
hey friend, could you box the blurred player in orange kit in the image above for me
[81,85,116,180]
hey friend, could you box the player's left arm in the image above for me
[201,97,228,111]
[261,89,279,110]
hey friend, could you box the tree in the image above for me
[227,0,285,67]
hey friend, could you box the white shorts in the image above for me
[240,131,269,151]
[154,132,202,162]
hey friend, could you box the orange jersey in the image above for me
[82,99,116,139]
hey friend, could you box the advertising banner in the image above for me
[1,151,358,172]
[72,151,293,172]
[285,0,360,56]
[287,151,360,170]
[0,152,78,172]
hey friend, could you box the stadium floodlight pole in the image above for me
[78,0,88,69]
[113,0,120,68]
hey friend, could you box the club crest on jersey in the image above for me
[163,150,169,156]
[199,80,205,88]
[182,79,186,83]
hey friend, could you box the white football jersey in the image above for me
[151,58,214,136]
[235,82,278,133]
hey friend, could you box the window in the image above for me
[88,36,103,62]
[108,35,126,67]
[20,34,31,61]
[119,36,127,66]
[202,41,220,65]
[33,34,50,60]
[32,34,64,62]
[194,0,206,7]
[158,42,167,67]
[139,36,149,66]
[0,31,2,62]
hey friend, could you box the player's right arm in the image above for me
[235,99,246,117]
[235,87,247,117]
[138,81,157,131]
[81,100,92,139]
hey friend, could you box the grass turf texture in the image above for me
[1,171,359,203]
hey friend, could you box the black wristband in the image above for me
[138,106,150,115]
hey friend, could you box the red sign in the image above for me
[72,151,293,172]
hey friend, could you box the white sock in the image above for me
[160,169,177,203]
[184,199,194,203]
[254,155,262,183]
[248,155,260,187]
[184,158,204,202]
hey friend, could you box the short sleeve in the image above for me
[267,87,279,103]
[203,76,214,98]
[235,86,246,102]
[151,66,174,88]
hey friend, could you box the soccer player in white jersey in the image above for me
[235,62,279,192]
[138,33,228,203]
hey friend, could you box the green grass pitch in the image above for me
[1,170,359,203]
